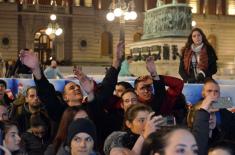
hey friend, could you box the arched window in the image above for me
[34,30,53,65]
[101,32,113,56]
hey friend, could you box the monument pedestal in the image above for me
[127,37,187,77]
[126,2,191,78]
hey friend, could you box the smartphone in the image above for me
[212,97,233,109]
[160,116,176,126]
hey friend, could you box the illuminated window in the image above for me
[228,0,235,15]
[188,0,198,13]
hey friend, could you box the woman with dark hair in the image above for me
[141,127,198,155]
[0,121,23,155]
[44,106,89,155]
[103,103,164,155]
[179,27,217,83]
[105,104,163,154]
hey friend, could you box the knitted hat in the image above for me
[103,131,127,155]
[66,118,96,147]
[0,80,6,88]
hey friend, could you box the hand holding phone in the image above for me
[160,116,176,127]
[212,97,233,109]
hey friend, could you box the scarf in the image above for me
[183,44,208,75]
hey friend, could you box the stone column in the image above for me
[74,0,80,6]
[144,0,148,11]
[84,0,92,7]
[216,0,222,15]
[97,0,101,9]
[203,0,209,14]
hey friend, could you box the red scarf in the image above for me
[183,46,208,75]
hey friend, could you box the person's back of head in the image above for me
[208,140,235,155]
[141,127,197,155]
[30,112,51,139]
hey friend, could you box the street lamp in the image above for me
[46,14,63,36]
[106,0,137,42]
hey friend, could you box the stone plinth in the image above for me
[127,37,187,77]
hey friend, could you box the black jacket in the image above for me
[193,109,235,155]
[22,131,49,155]
[34,66,119,153]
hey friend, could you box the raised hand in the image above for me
[146,56,157,77]
[19,49,41,79]
[73,65,83,78]
[142,112,164,139]
[74,67,94,95]
[19,49,39,70]
[112,41,124,69]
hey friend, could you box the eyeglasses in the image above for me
[141,84,153,91]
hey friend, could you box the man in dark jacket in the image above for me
[10,86,50,133]
[18,42,124,122]
[18,43,124,152]
[191,78,235,155]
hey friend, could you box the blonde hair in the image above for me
[186,102,202,128]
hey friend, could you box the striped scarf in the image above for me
[183,45,208,75]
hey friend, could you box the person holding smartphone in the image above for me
[187,78,235,155]
[11,49,32,79]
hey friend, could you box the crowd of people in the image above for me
[0,28,234,155]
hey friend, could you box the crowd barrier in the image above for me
[1,78,235,106]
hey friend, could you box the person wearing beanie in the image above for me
[65,118,98,155]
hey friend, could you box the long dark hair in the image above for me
[181,27,212,54]
[53,106,88,153]
[141,127,190,155]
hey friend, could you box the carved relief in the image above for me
[142,4,192,39]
